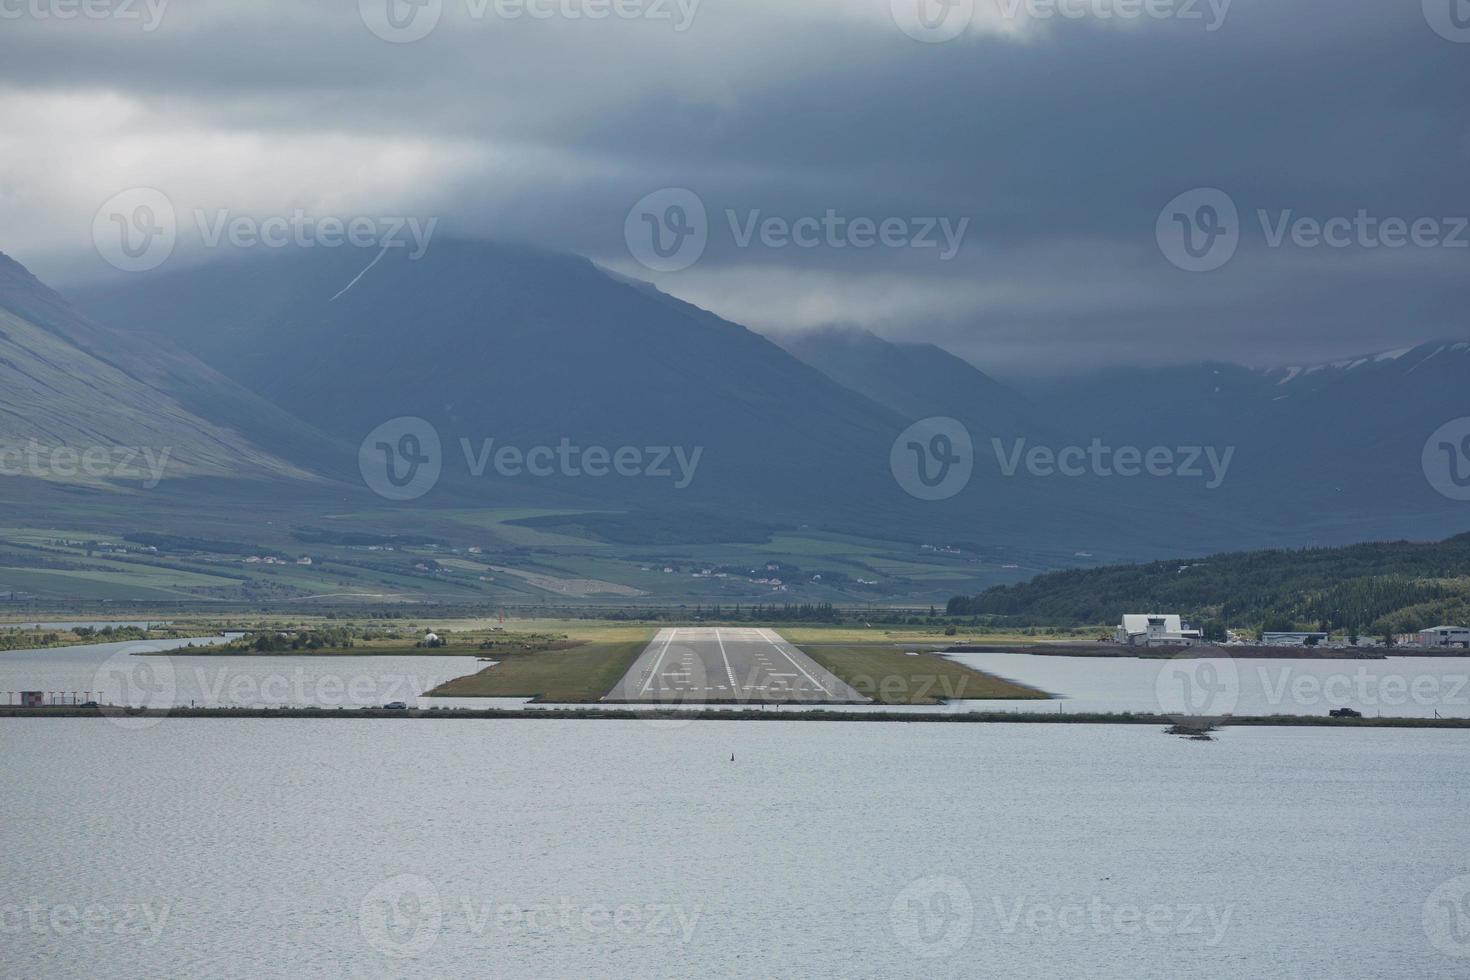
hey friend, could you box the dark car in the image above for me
[1329,707,1363,718]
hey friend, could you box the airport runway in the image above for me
[606,627,868,703]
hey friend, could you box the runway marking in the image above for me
[639,628,679,695]
[758,628,833,696]
[714,628,739,693]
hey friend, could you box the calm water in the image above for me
[2,721,1469,978]
[0,638,479,709]
[949,652,1470,718]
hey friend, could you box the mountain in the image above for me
[947,532,1470,636]
[74,241,937,535]
[1017,339,1470,545]
[60,239,1470,566]
[0,252,321,488]
[77,242,1186,555]
[778,327,1040,439]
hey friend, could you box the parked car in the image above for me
[1329,707,1363,718]
[382,701,409,710]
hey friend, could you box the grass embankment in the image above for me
[424,639,650,702]
[199,629,571,657]
[800,644,1050,704]
[0,625,201,652]
[774,626,1093,645]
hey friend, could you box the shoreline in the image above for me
[4,705,1469,727]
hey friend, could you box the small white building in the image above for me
[1115,614,1203,647]
[1417,626,1470,648]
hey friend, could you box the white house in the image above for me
[1417,626,1470,648]
[1115,614,1203,646]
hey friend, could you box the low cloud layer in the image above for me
[1,0,1466,374]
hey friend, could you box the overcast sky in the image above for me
[0,0,1466,374]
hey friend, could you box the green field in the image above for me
[424,639,651,702]
[799,644,1051,704]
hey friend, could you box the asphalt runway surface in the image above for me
[605,627,868,703]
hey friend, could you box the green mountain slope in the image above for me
[0,252,322,487]
[948,533,1470,635]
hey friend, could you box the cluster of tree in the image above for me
[0,630,61,651]
[234,627,358,652]
[946,533,1470,633]
[72,625,150,640]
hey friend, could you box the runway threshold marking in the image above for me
[639,628,680,695]
[758,628,833,696]
[714,628,739,693]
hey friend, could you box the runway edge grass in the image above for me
[799,644,1052,704]
[423,638,651,702]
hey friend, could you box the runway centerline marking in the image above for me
[639,627,679,695]
[714,628,739,692]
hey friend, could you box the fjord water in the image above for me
[3,721,1468,978]
[0,638,478,708]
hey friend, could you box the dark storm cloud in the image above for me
[0,0,1465,372]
